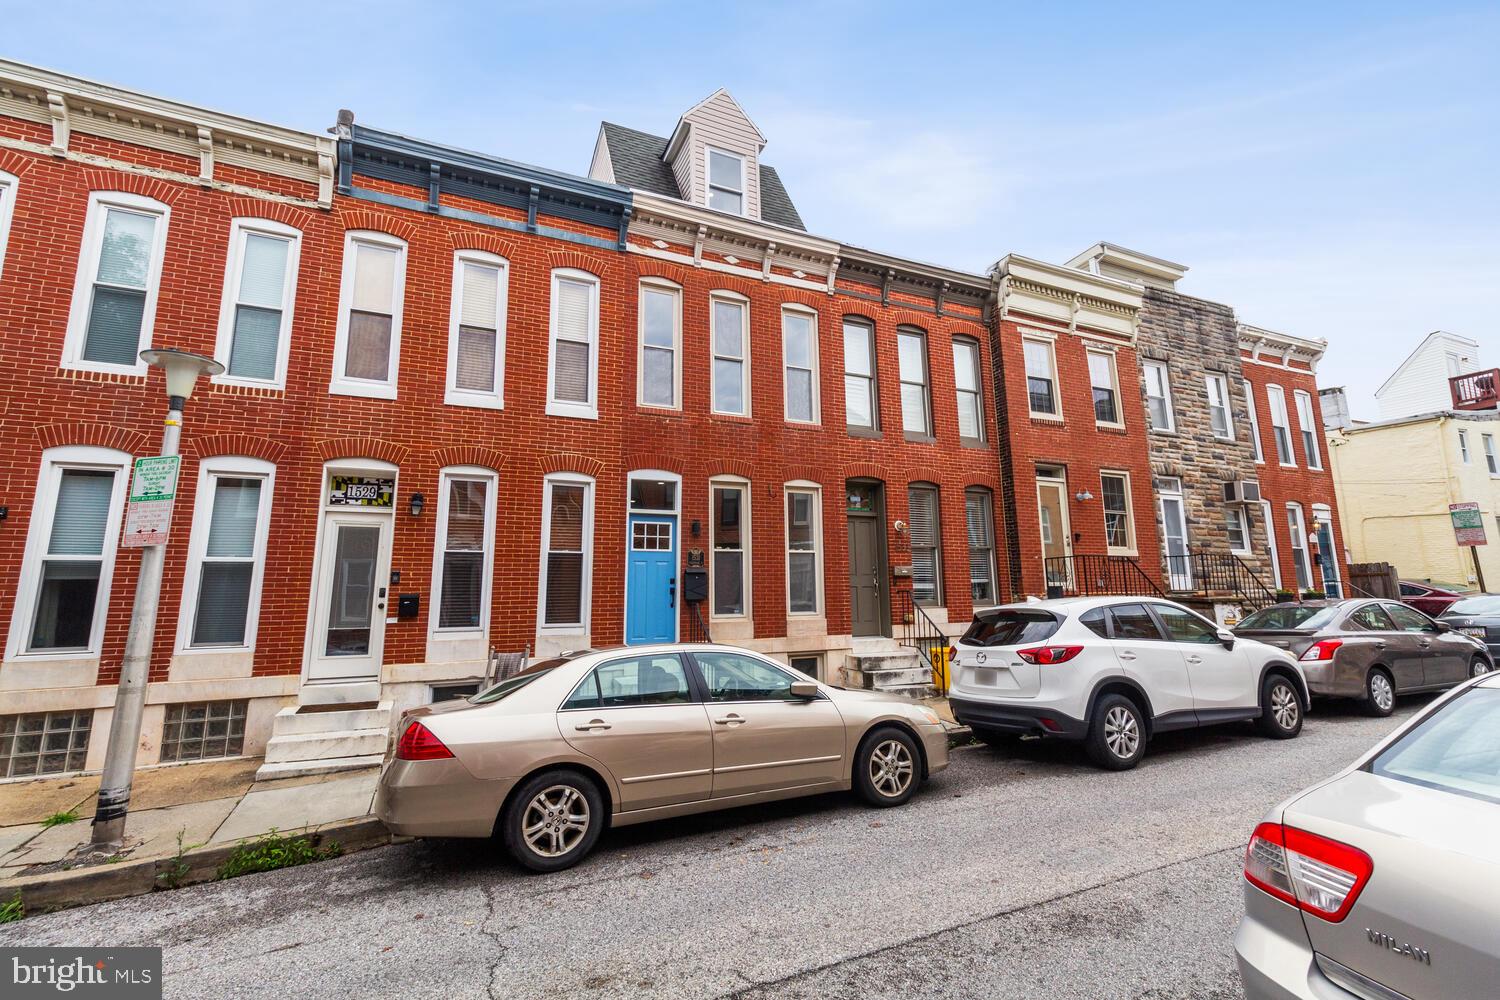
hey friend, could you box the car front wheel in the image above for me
[501,769,604,873]
[1471,657,1492,680]
[854,726,921,807]
[1256,675,1302,739]
[1085,694,1145,770]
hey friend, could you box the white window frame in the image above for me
[898,326,933,438]
[0,170,17,287]
[444,249,508,410]
[330,229,406,400]
[1023,335,1062,420]
[1100,470,1137,556]
[1225,505,1251,556]
[1205,373,1235,440]
[1267,384,1296,467]
[1293,390,1322,470]
[174,456,276,653]
[1088,348,1124,429]
[545,268,601,420]
[429,466,498,639]
[952,336,985,443]
[1243,377,1264,463]
[63,191,171,376]
[844,316,879,432]
[709,476,751,620]
[784,481,823,617]
[1485,434,1500,476]
[537,472,595,633]
[706,146,746,217]
[212,218,302,390]
[710,291,751,417]
[1287,502,1312,591]
[637,277,682,411]
[1143,360,1175,433]
[6,445,131,660]
[964,487,999,608]
[1458,429,1471,464]
[782,304,820,425]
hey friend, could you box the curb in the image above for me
[1,816,392,916]
[944,724,974,748]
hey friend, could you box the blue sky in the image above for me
[8,2,1497,413]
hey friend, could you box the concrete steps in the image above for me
[846,649,938,699]
[255,702,393,780]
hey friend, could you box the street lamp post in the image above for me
[90,348,223,851]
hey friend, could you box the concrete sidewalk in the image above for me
[0,758,389,913]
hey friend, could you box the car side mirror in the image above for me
[1216,628,1236,650]
[789,680,818,699]
[1433,620,1451,633]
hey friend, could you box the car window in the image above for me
[1370,688,1500,804]
[961,610,1061,647]
[1347,603,1396,631]
[469,662,562,704]
[563,653,692,709]
[1386,603,1436,633]
[695,651,799,702]
[1450,596,1500,616]
[1236,605,1340,630]
[1080,607,1110,638]
[1153,604,1220,644]
[1109,604,1166,641]
[1399,583,1426,597]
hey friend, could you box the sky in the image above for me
[8,1,1497,415]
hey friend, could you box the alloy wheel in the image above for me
[1370,673,1395,712]
[1473,659,1491,680]
[1103,705,1140,759]
[1270,683,1299,730]
[521,785,590,858]
[868,739,914,798]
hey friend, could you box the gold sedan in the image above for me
[375,644,949,871]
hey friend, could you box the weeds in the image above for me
[40,810,78,828]
[0,892,22,924]
[156,829,193,890]
[216,830,341,881]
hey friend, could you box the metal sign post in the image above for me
[1449,502,1488,593]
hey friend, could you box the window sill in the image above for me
[903,432,936,445]
[444,390,504,410]
[330,379,398,400]
[637,402,683,414]
[1028,412,1064,423]
[785,420,823,431]
[1095,421,1127,432]
[59,360,147,379]
[847,425,883,440]
[1149,427,1178,436]
[545,402,599,420]
[960,437,989,450]
[711,408,752,421]
[214,374,286,392]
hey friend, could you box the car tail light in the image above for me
[1244,822,1373,922]
[396,721,454,761]
[948,645,957,662]
[1016,645,1084,665]
[1300,639,1344,662]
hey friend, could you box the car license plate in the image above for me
[1461,627,1487,639]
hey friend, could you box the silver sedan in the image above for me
[1235,672,1500,999]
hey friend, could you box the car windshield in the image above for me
[468,659,568,704]
[1449,596,1500,616]
[961,609,1060,647]
[1236,605,1341,630]
[1370,687,1500,805]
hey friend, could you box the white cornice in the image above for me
[1237,322,1327,372]
[993,254,1143,341]
[1065,242,1188,285]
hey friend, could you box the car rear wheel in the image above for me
[1363,668,1396,717]
[854,726,920,807]
[500,769,604,873]
[1472,657,1492,680]
[1085,694,1145,771]
[1256,675,1302,739]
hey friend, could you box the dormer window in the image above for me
[707,148,744,215]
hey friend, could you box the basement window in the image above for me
[160,700,247,763]
[0,710,92,777]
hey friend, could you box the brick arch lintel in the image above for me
[709,460,754,480]
[80,169,183,206]
[338,208,417,243]
[432,445,508,474]
[623,454,686,476]
[315,436,408,466]
[548,250,608,276]
[0,149,36,178]
[903,466,946,486]
[539,452,604,478]
[36,422,152,457]
[843,462,888,482]
[187,433,288,464]
[450,231,518,259]
[224,197,317,232]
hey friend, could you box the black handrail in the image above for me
[895,590,949,693]
[1164,551,1277,607]
[1043,554,1165,598]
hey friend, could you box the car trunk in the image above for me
[1234,628,1319,660]
[1282,770,1500,999]
[951,609,1059,698]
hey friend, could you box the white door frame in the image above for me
[1259,498,1282,591]
[1157,477,1192,591]
[1036,470,1073,590]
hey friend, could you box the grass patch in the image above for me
[216,831,341,881]
[0,892,22,924]
[41,810,79,828]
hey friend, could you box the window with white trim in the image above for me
[1293,390,1321,470]
[1225,506,1251,555]
[1287,503,1312,591]
[7,447,130,658]
[213,218,300,387]
[898,327,932,438]
[843,317,878,431]
[1143,360,1174,432]
[0,170,17,287]
[1243,378,1264,463]
[707,148,745,215]
[1101,472,1136,554]
[711,293,749,416]
[783,307,819,424]
[178,458,274,650]
[1024,338,1060,418]
[445,250,507,408]
[540,474,594,630]
[965,488,997,606]
[1459,429,1471,464]
[1267,384,1294,466]
[711,478,749,618]
[638,279,681,409]
[785,484,822,615]
[907,484,942,605]
[1485,434,1499,476]
[547,269,600,419]
[432,468,496,632]
[1089,350,1122,426]
[63,191,170,373]
[331,230,406,398]
[953,337,984,443]
[1206,373,1234,440]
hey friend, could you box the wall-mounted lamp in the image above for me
[1074,490,1094,502]
[691,519,701,538]
[409,492,425,517]
[894,519,907,534]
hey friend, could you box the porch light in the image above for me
[409,492,425,517]
[1075,490,1094,502]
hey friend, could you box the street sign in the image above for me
[1450,501,1487,547]
[122,455,180,547]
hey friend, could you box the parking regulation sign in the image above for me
[122,455,180,548]
[1450,501,1487,547]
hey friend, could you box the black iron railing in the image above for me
[1043,554,1165,598]
[684,602,712,643]
[895,589,949,693]
[1164,551,1277,606]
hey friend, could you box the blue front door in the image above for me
[626,515,676,644]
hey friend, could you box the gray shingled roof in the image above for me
[599,122,806,231]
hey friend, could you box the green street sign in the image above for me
[129,455,180,504]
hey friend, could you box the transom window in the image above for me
[712,295,749,416]
[953,337,984,442]
[843,317,878,431]
[707,148,745,215]
[65,191,170,372]
[332,230,406,397]
[1089,350,1121,426]
[783,308,819,424]
[1024,338,1059,417]
[216,218,300,386]
[446,250,508,408]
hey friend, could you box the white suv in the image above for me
[948,597,1309,770]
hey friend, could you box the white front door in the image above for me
[1037,476,1073,590]
[308,513,392,682]
[1157,479,1192,591]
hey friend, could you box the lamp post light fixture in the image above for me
[91,348,222,852]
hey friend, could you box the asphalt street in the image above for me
[1,697,1425,1000]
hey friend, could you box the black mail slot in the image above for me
[397,594,420,619]
[682,568,708,603]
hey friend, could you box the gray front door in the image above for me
[848,516,884,636]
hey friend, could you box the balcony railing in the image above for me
[1451,369,1500,411]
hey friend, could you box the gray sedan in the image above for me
[1235,599,1492,717]
[1236,671,1500,999]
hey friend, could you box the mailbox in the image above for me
[397,594,420,619]
[682,568,708,603]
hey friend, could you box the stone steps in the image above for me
[847,649,938,699]
[255,701,393,780]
